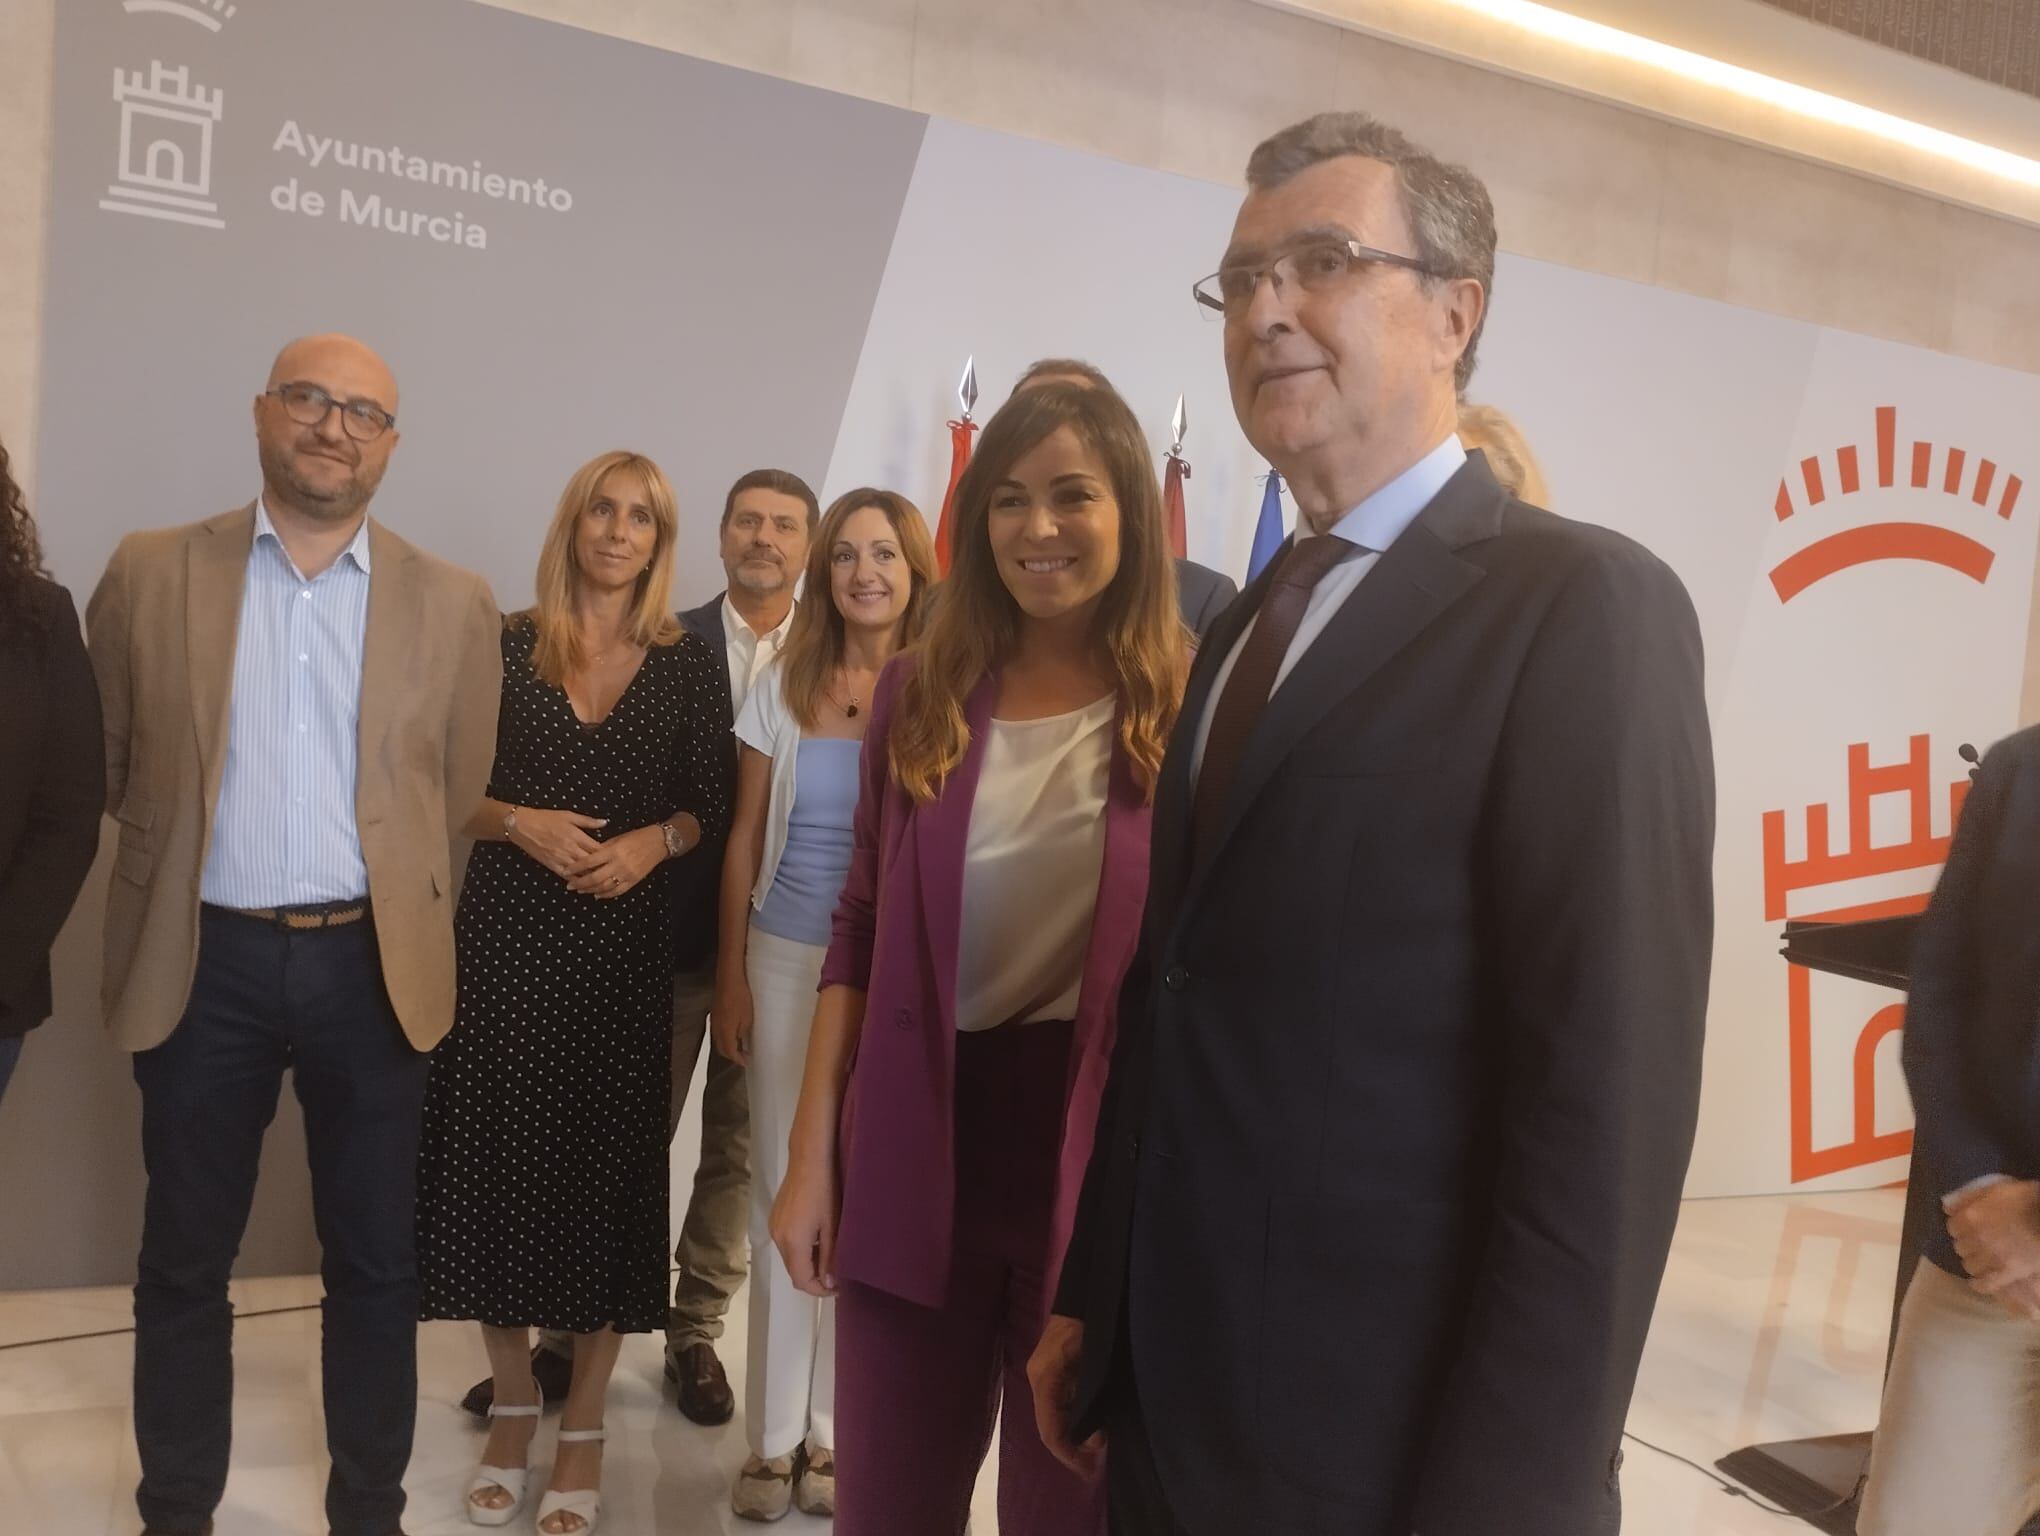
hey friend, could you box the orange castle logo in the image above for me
[1768,405,2024,602]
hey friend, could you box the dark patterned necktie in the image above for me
[1192,533,1355,860]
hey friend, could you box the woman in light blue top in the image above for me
[712,486,937,1521]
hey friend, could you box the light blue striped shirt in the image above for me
[199,499,372,908]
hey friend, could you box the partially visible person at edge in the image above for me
[1013,357,1239,641]
[770,380,1187,1536]
[1457,400,1550,505]
[456,469,812,1431]
[415,450,733,1536]
[1857,725,2040,1536]
[0,432,103,1109]
[711,487,939,1521]
[1030,110,1713,1536]
[87,333,502,1536]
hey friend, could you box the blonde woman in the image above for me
[1456,401,1550,504]
[712,488,938,1520]
[415,451,732,1535]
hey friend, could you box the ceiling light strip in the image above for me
[1293,0,2040,188]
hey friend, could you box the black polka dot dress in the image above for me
[416,617,732,1334]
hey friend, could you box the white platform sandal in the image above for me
[537,1426,607,1535]
[467,1382,541,1526]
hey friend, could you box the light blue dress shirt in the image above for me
[199,498,373,907]
[1193,435,1468,781]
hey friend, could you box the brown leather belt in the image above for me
[217,901,370,931]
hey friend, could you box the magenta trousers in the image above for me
[833,1019,1107,1536]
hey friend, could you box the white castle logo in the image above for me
[99,61,226,231]
[122,0,238,31]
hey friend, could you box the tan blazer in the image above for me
[85,505,502,1053]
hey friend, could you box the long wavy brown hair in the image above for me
[781,488,939,732]
[889,382,1184,802]
[524,451,682,687]
[0,437,50,639]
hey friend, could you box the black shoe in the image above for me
[459,1341,574,1423]
[666,1340,736,1425]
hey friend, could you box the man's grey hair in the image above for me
[1246,112,1496,394]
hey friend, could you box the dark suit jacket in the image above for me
[0,579,106,1037]
[670,595,737,973]
[1174,558,1238,642]
[1903,724,2040,1278]
[1055,455,1715,1536]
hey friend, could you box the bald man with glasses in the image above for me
[87,334,501,1536]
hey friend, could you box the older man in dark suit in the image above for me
[1032,113,1714,1536]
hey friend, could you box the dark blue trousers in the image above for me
[132,906,428,1536]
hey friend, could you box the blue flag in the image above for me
[1247,469,1286,582]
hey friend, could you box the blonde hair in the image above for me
[889,382,1185,803]
[1458,403,1550,506]
[525,451,682,687]
[780,488,939,732]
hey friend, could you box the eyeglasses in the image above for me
[265,381,397,441]
[1193,237,1437,319]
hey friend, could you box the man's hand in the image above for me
[1947,1178,2040,1295]
[1027,1315,1106,1481]
[711,974,754,1067]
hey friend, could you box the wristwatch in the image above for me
[502,806,519,842]
[661,819,686,859]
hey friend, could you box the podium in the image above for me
[1715,911,2040,1534]
[1766,913,1917,992]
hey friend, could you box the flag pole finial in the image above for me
[958,356,978,421]
[1170,394,1187,456]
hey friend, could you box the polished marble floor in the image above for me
[0,1189,1902,1534]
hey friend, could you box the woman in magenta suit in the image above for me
[770,380,1185,1534]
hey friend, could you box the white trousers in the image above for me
[1859,1256,2040,1536]
[743,925,837,1461]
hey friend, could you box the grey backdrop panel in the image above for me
[9,0,927,1290]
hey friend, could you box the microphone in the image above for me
[1958,742,1981,781]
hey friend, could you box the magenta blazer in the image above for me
[819,654,1153,1309]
